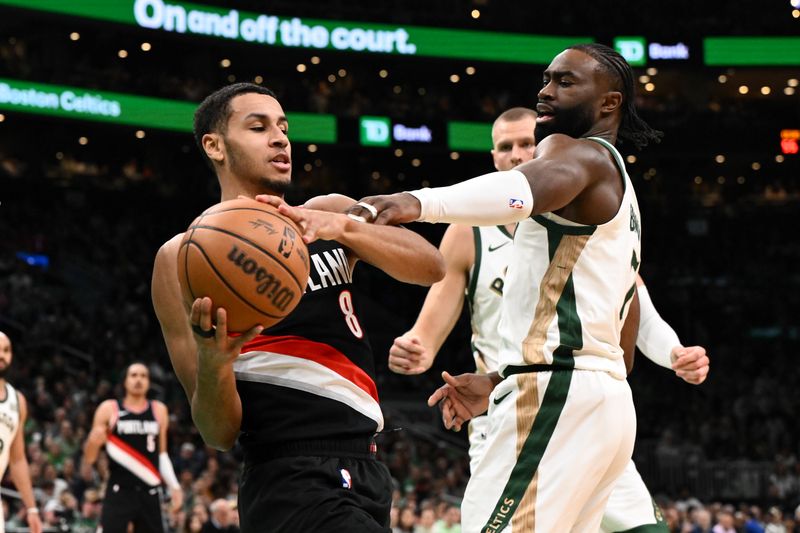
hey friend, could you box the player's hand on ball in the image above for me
[190,297,263,368]
[389,333,433,375]
[347,193,422,226]
[252,194,287,209]
[275,206,349,244]
[671,345,709,385]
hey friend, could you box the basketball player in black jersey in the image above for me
[83,362,183,532]
[151,84,444,532]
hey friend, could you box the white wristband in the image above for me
[159,452,181,491]
[27,508,39,514]
[407,170,533,225]
[636,285,681,368]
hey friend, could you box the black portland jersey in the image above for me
[106,400,161,487]
[234,239,381,451]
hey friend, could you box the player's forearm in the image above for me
[412,285,465,355]
[82,433,104,466]
[340,220,445,285]
[192,361,242,450]
[9,459,37,509]
[636,285,681,369]
[408,170,533,226]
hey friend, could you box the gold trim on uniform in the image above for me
[522,234,591,364]
[513,373,540,532]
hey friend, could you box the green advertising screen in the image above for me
[0,78,337,142]
[0,0,590,65]
[448,121,493,152]
[704,37,800,66]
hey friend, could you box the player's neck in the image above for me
[0,379,6,400]
[123,395,148,410]
[581,122,617,145]
[219,183,285,202]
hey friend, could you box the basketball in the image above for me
[177,198,310,333]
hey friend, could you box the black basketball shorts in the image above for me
[239,447,392,533]
[99,483,165,533]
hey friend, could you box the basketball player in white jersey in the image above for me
[0,332,42,533]
[338,43,711,531]
[388,109,709,531]
[83,362,182,532]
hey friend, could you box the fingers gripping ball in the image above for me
[177,198,310,332]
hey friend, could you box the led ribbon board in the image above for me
[704,37,800,66]
[0,78,337,142]
[448,121,492,151]
[0,0,590,65]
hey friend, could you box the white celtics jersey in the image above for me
[497,137,641,380]
[467,225,514,374]
[0,382,20,477]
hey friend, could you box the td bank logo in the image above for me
[614,37,647,66]
[360,116,391,147]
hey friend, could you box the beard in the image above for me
[0,365,8,379]
[227,139,292,195]
[535,101,596,144]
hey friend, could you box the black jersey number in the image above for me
[338,290,364,339]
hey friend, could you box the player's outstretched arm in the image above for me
[390,224,473,375]
[636,275,709,384]
[347,135,608,227]
[8,393,42,533]
[152,235,200,400]
[190,297,262,451]
[255,194,445,286]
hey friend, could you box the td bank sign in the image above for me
[614,37,690,66]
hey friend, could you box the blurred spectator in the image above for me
[201,498,238,533]
[415,507,437,533]
[766,507,788,533]
[71,489,102,533]
[691,508,713,533]
[433,504,461,533]
[712,510,736,533]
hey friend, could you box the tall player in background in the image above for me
[151,83,444,532]
[83,362,182,533]
[389,107,709,531]
[0,332,42,533]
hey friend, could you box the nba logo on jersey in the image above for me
[339,468,352,489]
[508,198,525,209]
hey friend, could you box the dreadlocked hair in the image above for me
[568,43,663,150]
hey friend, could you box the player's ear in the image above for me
[600,91,622,115]
[203,133,225,163]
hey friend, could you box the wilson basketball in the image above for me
[177,198,310,332]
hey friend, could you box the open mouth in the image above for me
[536,104,555,122]
[270,153,291,171]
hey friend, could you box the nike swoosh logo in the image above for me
[488,242,510,252]
[493,391,512,405]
